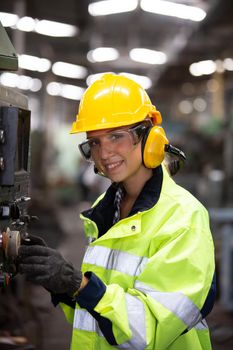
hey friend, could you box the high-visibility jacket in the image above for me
[61,165,215,350]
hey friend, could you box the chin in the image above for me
[107,173,125,183]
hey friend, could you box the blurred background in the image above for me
[0,0,232,349]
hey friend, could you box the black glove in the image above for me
[21,234,47,247]
[18,245,82,296]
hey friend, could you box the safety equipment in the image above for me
[60,166,215,350]
[79,123,148,161]
[141,126,186,169]
[142,125,169,168]
[21,234,47,247]
[70,73,162,133]
[18,245,82,296]
[72,73,185,170]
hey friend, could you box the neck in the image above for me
[122,166,153,200]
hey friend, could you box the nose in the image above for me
[99,138,114,160]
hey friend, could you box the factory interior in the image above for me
[0,0,233,349]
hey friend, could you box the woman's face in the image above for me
[86,126,145,184]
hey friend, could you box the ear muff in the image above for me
[142,126,169,168]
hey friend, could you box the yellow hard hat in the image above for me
[70,73,162,133]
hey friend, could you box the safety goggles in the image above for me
[79,123,148,161]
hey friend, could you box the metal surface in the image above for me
[0,21,18,71]
[2,227,21,259]
[0,25,30,286]
[0,85,28,110]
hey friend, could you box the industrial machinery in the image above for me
[0,21,31,289]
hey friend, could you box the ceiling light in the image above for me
[16,16,35,32]
[120,72,152,89]
[17,75,35,91]
[193,98,207,112]
[190,58,233,77]
[0,72,18,88]
[208,170,224,182]
[46,82,85,100]
[189,60,216,76]
[87,48,119,62]
[1,12,79,37]
[30,79,42,92]
[223,58,233,71]
[61,85,85,100]
[0,12,19,27]
[0,72,42,92]
[88,0,138,16]
[52,62,88,79]
[18,54,51,72]
[35,20,78,37]
[140,0,206,22]
[129,48,166,64]
[17,76,30,90]
[178,100,193,114]
[47,82,62,96]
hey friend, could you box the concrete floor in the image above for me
[7,201,232,350]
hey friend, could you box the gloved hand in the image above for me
[21,234,47,246]
[18,245,82,296]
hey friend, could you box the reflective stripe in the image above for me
[192,319,209,331]
[74,297,146,349]
[73,309,103,337]
[83,245,148,277]
[117,294,147,349]
[135,281,202,328]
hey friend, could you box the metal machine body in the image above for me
[0,21,31,288]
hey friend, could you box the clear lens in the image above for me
[78,123,148,161]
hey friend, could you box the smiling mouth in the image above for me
[104,160,123,172]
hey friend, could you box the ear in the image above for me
[142,126,169,168]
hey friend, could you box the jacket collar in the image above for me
[82,165,163,237]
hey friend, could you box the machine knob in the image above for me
[1,228,21,259]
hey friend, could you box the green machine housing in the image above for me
[0,21,31,286]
